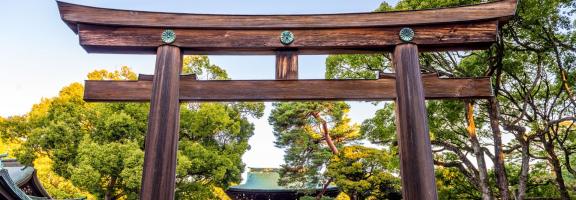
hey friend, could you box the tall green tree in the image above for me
[497,0,576,198]
[269,102,359,190]
[175,55,264,200]
[10,68,147,199]
[269,101,403,199]
[326,0,576,199]
[326,146,400,200]
[7,56,264,199]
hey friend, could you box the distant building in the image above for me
[226,168,339,200]
[0,154,85,200]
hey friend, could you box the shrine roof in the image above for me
[228,168,337,191]
[2,160,34,185]
[0,157,53,200]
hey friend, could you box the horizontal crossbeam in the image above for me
[78,22,498,54]
[57,0,517,54]
[58,1,516,30]
[84,75,493,102]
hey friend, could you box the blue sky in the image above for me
[0,0,398,169]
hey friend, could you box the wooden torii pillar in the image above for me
[141,45,182,199]
[56,1,517,199]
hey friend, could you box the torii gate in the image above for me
[56,1,517,199]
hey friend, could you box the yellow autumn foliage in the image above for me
[33,156,95,199]
[213,187,232,200]
[336,192,351,200]
[0,139,20,158]
[1,139,94,199]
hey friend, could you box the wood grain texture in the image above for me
[58,1,519,198]
[138,74,197,81]
[58,0,516,30]
[276,51,298,80]
[393,44,438,200]
[140,45,182,200]
[83,75,493,102]
[77,21,497,54]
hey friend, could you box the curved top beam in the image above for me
[58,0,517,31]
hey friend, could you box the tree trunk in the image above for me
[349,194,358,200]
[466,102,493,200]
[516,135,530,200]
[562,148,576,177]
[487,98,511,200]
[542,136,571,200]
[311,112,338,200]
[104,176,117,200]
[312,113,339,155]
[316,178,334,200]
[550,154,571,200]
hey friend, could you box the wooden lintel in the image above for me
[379,72,438,79]
[83,75,493,102]
[138,74,197,81]
[58,0,516,30]
[57,0,518,54]
[77,21,497,54]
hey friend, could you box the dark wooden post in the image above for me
[275,51,298,80]
[140,45,182,200]
[392,44,438,200]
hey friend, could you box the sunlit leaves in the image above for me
[327,146,400,200]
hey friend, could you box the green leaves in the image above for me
[183,55,229,80]
[326,146,400,200]
[360,104,396,145]
[5,60,261,199]
[176,103,254,198]
[270,102,359,189]
[70,139,144,198]
[87,66,137,81]
[324,0,576,199]
[176,57,262,198]
[326,54,388,80]
[92,111,140,143]
[267,101,402,199]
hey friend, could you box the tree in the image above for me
[269,100,404,200]
[70,139,144,199]
[1,97,94,199]
[326,146,400,200]
[175,56,264,199]
[496,0,576,198]
[269,102,359,190]
[8,56,264,199]
[176,102,262,199]
[326,0,576,199]
[11,69,147,199]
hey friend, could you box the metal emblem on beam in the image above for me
[161,29,176,44]
[280,31,295,45]
[399,28,415,42]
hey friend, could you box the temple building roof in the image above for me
[226,168,339,200]
[0,155,51,200]
[4,162,35,186]
[230,168,287,191]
